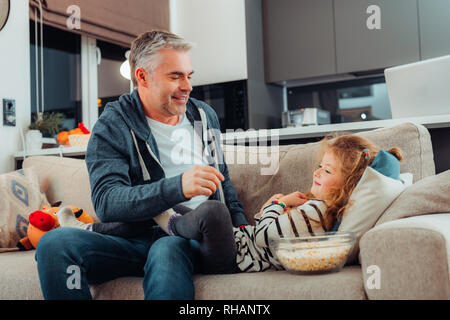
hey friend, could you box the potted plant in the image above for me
[27,112,65,150]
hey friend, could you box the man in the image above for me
[35,30,248,299]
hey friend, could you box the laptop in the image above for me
[384,55,450,119]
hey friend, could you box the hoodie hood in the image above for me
[106,89,152,142]
[106,89,205,144]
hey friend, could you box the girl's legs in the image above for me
[171,200,239,275]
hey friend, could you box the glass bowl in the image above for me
[270,232,356,275]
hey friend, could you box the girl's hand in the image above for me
[255,193,284,218]
[278,191,307,207]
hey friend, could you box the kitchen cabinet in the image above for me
[262,0,336,82]
[334,0,420,73]
[418,0,450,60]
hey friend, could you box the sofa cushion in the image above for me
[0,168,49,250]
[225,122,435,226]
[0,249,365,300]
[0,250,43,299]
[337,167,406,264]
[90,266,366,300]
[22,156,99,222]
[376,170,450,226]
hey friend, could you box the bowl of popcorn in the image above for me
[271,232,355,274]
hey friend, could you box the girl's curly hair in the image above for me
[306,134,403,230]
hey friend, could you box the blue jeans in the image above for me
[35,226,201,299]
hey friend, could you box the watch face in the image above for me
[0,0,10,32]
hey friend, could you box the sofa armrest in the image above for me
[359,213,450,300]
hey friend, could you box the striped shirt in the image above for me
[234,199,328,272]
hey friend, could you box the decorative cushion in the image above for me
[0,168,49,251]
[338,167,406,264]
[375,170,450,226]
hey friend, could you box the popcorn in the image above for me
[275,240,352,273]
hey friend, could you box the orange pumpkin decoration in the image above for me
[69,128,83,135]
[57,131,69,145]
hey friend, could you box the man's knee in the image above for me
[147,236,189,261]
[35,228,87,263]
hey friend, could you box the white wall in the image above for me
[0,0,30,174]
[170,0,248,86]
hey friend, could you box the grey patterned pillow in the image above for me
[0,168,49,250]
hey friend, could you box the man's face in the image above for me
[137,48,194,118]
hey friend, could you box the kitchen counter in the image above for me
[221,114,450,142]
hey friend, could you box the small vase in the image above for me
[26,130,43,151]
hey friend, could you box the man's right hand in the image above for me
[181,165,225,199]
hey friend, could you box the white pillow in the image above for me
[338,167,407,264]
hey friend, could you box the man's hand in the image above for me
[278,191,307,208]
[181,165,225,199]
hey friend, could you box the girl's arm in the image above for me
[254,200,328,248]
[254,193,284,219]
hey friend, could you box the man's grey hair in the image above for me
[129,30,194,87]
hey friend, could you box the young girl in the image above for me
[165,134,403,274]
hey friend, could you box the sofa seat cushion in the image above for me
[1,251,365,300]
[0,250,43,299]
[90,266,366,300]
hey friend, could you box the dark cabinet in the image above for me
[418,0,450,60]
[334,0,420,73]
[262,0,336,82]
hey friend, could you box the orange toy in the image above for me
[17,202,94,250]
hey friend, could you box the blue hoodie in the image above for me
[85,89,249,227]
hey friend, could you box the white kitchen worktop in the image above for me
[221,114,450,142]
[14,114,450,159]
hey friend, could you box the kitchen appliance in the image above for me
[282,108,331,127]
[385,55,450,119]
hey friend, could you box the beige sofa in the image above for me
[1,122,449,299]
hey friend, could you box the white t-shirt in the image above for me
[147,114,209,209]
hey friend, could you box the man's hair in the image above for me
[129,30,194,87]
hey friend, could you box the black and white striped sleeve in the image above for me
[254,200,328,248]
[253,203,285,248]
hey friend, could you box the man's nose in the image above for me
[180,78,192,92]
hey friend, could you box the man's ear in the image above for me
[135,67,148,88]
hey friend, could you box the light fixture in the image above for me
[360,112,367,120]
[120,50,131,80]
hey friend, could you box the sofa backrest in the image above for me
[225,122,435,225]
[23,122,434,225]
[22,156,99,221]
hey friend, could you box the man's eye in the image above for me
[325,170,331,174]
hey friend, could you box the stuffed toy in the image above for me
[17,201,94,250]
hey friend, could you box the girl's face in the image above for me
[311,151,344,200]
